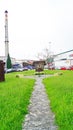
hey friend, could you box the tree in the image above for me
[37,48,51,60]
[36,48,54,69]
[6,53,12,69]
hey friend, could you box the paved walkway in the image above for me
[22,75,58,130]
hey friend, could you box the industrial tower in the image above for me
[5,10,9,58]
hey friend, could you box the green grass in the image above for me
[0,72,35,130]
[1,69,73,130]
[23,70,35,75]
[43,70,73,130]
[17,69,58,76]
[22,68,65,75]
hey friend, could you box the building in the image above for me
[0,56,16,64]
[54,50,73,69]
[33,60,46,71]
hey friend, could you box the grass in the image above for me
[17,69,58,76]
[43,70,73,130]
[1,69,73,130]
[0,72,35,130]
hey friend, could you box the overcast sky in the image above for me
[0,0,73,60]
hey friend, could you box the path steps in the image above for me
[22,75,58,130]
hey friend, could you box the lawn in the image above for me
[0,72,35,130]
[43,70,73,130]
[1,69,73,130]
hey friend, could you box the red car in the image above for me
[60,66,67,70]
[68,66,73,70]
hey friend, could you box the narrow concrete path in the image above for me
[22,75,58,130]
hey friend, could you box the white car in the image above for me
[16,68,24,71]
[5,68,13,73]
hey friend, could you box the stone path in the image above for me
[22,75,58,130]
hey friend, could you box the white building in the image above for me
[54,50,73,69]
[0,56,16,64]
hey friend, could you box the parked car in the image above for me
[16,67,24,71]
[68,66,73,70]
[60,66,67,70]
[5,68,13,73]
[23,67,28,71]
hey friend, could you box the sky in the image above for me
[0,0,73,60]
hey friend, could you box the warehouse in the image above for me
[54,50,73,69]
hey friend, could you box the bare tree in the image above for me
[36,48,51,60]
[36,48,55,69]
